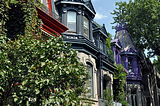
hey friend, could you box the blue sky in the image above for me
[92,0,128,37]
[92,0,157,62]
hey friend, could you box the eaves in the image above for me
[56,1,96,15]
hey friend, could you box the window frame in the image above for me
[128,58,133,73]
[67,11,77,33]
[86,63,94,97]
[99,39,104,52]
[83,16,89,39]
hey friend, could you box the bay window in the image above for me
[67,11,77,33]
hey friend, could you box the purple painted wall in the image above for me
[111,23,142,81]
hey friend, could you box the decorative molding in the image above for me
[63,4,66,7]
[78,5,81,9]
[63,8,67,13]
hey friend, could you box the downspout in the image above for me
[47,0,52,16]
[99,54,101,98]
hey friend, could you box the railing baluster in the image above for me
[35,1,62,22]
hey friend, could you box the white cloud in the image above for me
[95,12,107,20]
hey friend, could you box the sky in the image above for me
[92,0,128,37]
[91,0,157,62]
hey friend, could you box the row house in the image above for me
[7,0,160,105]
[31,0,160,105]
[40,0,115,105]
[38,0,160,105]
[111,23,160,106]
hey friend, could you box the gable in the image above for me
[126,46,136,53]
[100,25,108,36]
[84,0,96,14]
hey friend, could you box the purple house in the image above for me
[111,23,141,81]
[111,23,143,106]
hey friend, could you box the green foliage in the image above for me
[0,0,42,39]
[103,88,114,106]
[95,22,102,27]
[106,35,114,60]
[0,0,90,105]
[111,0,160,57]
[113,64,128,106]
[153,56,160,73]
[0,35,89,105]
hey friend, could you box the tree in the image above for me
[0,0,89,105]
[106,32,114,60]
[111,0,160,57]
[153,56,160,73]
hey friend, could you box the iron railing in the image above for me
[41,5,62,22]
[34,0,61,22]
[94,38,114,60]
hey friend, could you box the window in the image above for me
[84,16,89,38]
[86,63,94,97]
[131,94,137,106]
[131,89,137,106]
[99,39,103,52]
[115,50,118,63]
[67,11,76,33]
[128,58,133,73]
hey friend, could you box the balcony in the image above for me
[63,34,114,64]
[35,2,68,36]
[41,5,61,23]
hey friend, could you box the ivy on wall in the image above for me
[0,0,42,39]
[0,0,90,105]
[113,64,128,106]
[106,33,114,60]
[105,33,128,105]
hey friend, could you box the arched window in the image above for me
[83,16,89,38]
[67,11,77,33]
[86,63,94,97]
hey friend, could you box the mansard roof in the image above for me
[115,23,136,52]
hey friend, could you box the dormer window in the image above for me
[84,16,89,39]
[67,11,77,33]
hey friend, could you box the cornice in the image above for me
[55,1,95,16]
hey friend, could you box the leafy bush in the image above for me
[0,0,89,105]
[0,34,90,106]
